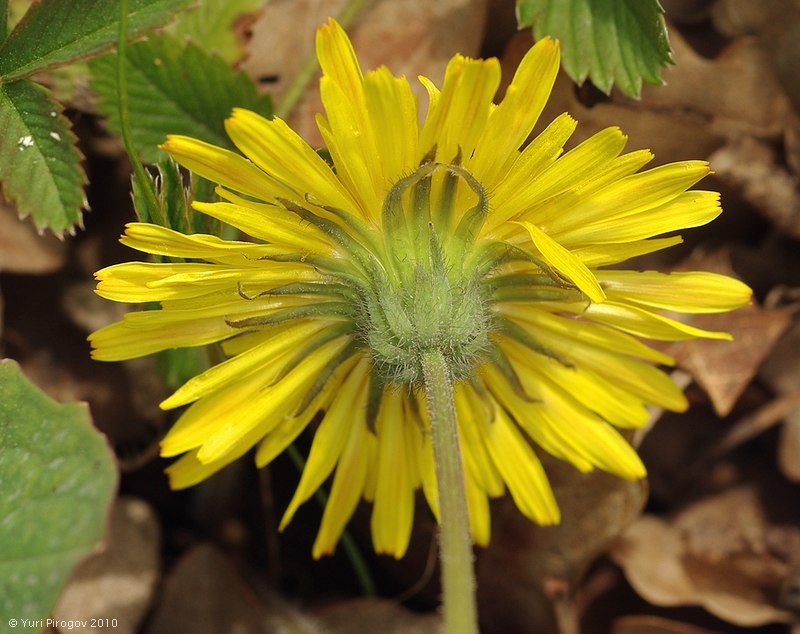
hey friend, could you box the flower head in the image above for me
[90,19,751,558]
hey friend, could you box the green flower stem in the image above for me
[117,0,163,226]
[422,349,479,634]
[275,0,372,120]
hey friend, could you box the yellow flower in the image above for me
[90,19,751,559]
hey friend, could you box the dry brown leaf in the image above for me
[760,317,800,396]
[52,498,160,634]
[476,462,647,634]
[243,0,489,146]
[659,249,791,416]
[669,304,791,416]
[147,544,325,634]
[611,486,800,627]
[709,138,800,239]
[314,598,441,634]
[712,0,800,114]
[779,412,800,482]
[760,317,800,482]
[659,0,714,25]
[611,614,723,634]
[638,31,790,139]
[0,202,67,274]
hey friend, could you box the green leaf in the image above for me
[168,0,264,64]
[0,79,86,234]
[515,0,673,96]
[0,0,8,43]
[0,0,194,81]
[0,359,118,625]
[89,33,272,163]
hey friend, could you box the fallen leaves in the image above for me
[53,499,160,634]
[611,486,800,627]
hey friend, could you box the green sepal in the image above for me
[482,343,535,403]
[494,315,574,368]
[271,321,357,386]
[490,285,585,304]
[277,197,373,275]
[263,281,358,300]
[293,339,362,415]
[365,365,385,433]
[224,302,354,329]
[450,165,489,253]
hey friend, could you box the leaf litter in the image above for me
[3,1,800,632]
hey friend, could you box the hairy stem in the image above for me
[422,348,479,634]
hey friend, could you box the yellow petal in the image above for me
[279,357,371,529]
[571,236,683,268]
[161,135,285,201]
[558,190,721,246]
[544,161,712,236]
[469,37,560,187]
[316,81,382,217]
[597,270,752,314]
[253,354,352,467]
[195,337,349,463]
[225,108,358,213]
[160,370,267,457]
[479,403,560,525]
[160,320,331,409]
[497,303,674,365]
[89,310,236,362]
[586,300,734,341]
[195,191,334,254]
[485,112,577,231]
[493,311,688,410]
[419,54,501,161]
[363,66,419,189]
[491,127,627,227]
[510,349,650,429]
[371,388,416,558]
[120,222,287,261]
[454,384,504,495]
[313,410,372,558]
[514,220,606,302]
[464,473,492,547]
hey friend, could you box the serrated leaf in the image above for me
[89,33,272,163]
[0,359,118,625]
[516,0,673,97]
[0,0,194,81]
[168,0,264,64]
[0,79,86,234]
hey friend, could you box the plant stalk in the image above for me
[422,348,479,634]
[117,0,163,225]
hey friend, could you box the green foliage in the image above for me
[0,0,194,81]
[0,80,86,233]
[0,0,8,43]
[90,33,273,164]
[516,0,673,97]
[168,0,264,64]
[0,359,117,625]
[0,0,193,234]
